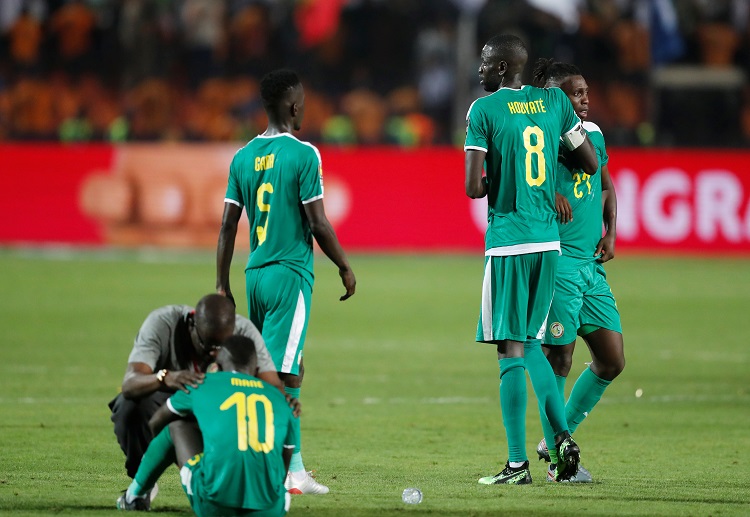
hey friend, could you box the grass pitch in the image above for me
[0,249,748,516]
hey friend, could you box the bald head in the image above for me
[195,294,236,337]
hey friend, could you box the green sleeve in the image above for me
[167,388,194,417]
[225,152,243,206]
[589,131,609,167]
[464,100,489,151]
[299,146,323,204]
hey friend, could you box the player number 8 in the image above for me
[523,126,545,187]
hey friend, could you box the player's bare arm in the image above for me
[465,149,487,198]
[569,134,598,175]
[256,369,287,394]
[303,198,356,301]
[555,192,573,223]
[596,164,617,262]
[216,202,243,305]
[147,403,181,438]
[121,362,204,399]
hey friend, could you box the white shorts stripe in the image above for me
[282,291,306,373]
[535,293,553,340]
[180,465,193,495]
[481,260,493,341]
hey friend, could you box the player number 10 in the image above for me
[523,126,546,187]
[220,392,275,453]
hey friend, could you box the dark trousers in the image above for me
[109,391,171,478]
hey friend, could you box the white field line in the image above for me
[2,246,215,264]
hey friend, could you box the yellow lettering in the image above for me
[254,154,275,172]
[507,100,547,115]
[231,378,264,389]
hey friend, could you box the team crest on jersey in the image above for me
[550,322,564,339]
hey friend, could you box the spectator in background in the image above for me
[226,4,279,78]
[0,0,747,146]
[117,0,175,89]
[9,7,43,75]
[416,20,455,143]
[49,0,96,76]
[179,0,225,89]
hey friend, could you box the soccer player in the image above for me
[117,335,297,516]
[531,59,625,483]
[216,68,356,495]
[464,34,599,484]
[109,294,282,483]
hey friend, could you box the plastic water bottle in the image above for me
[402,488,423,504]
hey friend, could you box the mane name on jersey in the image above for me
[231,377,264,388]
[507,99,547,115]
[255,154,275,171]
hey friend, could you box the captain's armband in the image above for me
[561,122,587,150]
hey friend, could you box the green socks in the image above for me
[539,374,567,464]
[285,387,304,473]
[566,367,611,434]
[524,340,568,436]
[128,427,176,500]
[499,357,527,463]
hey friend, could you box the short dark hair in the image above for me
[260,69,300,110]
[222,335,257,369]
[532,58,582,88]
[484,34,527,59]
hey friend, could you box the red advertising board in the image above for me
[607,149,750,254]
[0,145,115,244]
[1,144,749,254]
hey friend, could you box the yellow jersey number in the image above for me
[523,126,546,187]
[220,392,275,453]
[573,173,592,199]
[256,183,273,245]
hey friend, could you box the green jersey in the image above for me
[465,86,582,255]
[226,133,324,287]
[168,371,298,510]
[557,121,608,261]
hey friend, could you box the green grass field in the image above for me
[1,249,749,516]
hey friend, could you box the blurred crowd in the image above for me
[0,0,748,147]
